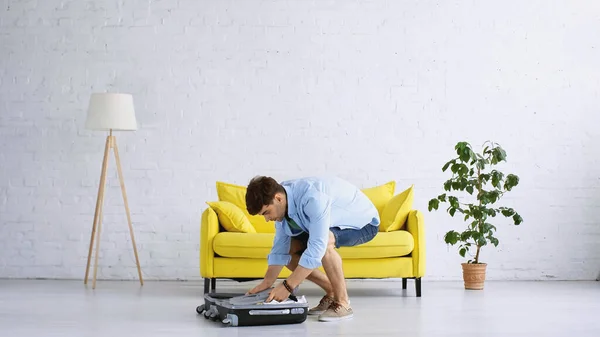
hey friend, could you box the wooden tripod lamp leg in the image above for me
[85,135,111,285]
[92,181,106,290]
[112,136,144,286]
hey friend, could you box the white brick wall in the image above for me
[1,0,599,281]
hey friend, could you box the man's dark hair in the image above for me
[245,176,285,215]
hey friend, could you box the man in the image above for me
[245,175,380,322]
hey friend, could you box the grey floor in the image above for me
[0,279,599,337]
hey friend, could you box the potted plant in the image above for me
[428,141,523,290]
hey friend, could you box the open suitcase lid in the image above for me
[228,288,272,306]
[206,289,309,310]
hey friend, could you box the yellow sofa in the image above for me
[200,180,426,297]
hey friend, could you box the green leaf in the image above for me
[459,148,472,163]
[461,230,474,241]
[473,231,487,246]
[497,147,507,161]
[479,190,500,205]
[449,207,457,217]
[482,222,497,233]
[469,150,477,163]
[466,185,474,195]
[437,193,447,202]
[480,173,491,184]
[459,247,467,257]
[428,199,439,211]
[448,196,459,209]
[501,207,515,217]
[442,160,454,172]
[455,142,468,152]
[459,164,469,176]
[472,208,484,219]
[491,146,507,164]
[513,213,523,225]
[444,231,460,245]
[459,177,469,190]
[489,237,499,247]
[505,174,520,191]
[491,170,504,188]
[444,180,452,191]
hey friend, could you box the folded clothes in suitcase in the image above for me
[196,288,309,327]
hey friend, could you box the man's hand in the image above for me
[266,283,290,303]
[246,280,272,295]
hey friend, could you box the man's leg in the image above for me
[318,224,378,321]
[287,238,334,297]
[320,231,349,307]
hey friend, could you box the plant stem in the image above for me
[475,163,483,264]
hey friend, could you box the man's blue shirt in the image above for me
[267,176,380,269]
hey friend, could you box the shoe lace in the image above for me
[329,301,342,313]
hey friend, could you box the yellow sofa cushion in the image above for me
[213,231,414,259]
[212,257,415,279]
[213,233,274,258]
[216,181,275,233]
[360,181,396,219]
[380,185,414,232]
[205,201,256,233]
[337,230,414,258]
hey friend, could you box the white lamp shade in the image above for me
[85,93,137,131]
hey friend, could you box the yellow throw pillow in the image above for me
[205,201,256,233]
[361,181,396,219]
[380,185,414,232]
[215,181,275,233]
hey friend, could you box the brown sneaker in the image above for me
[308,295,335,315]
[318,301,353,322]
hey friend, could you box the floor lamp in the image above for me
[83,93,143,289]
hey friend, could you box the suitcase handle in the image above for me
[249,309,291,315]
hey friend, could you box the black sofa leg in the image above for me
[402,278,407,289]
[211,278,216,292]
[204,278,210,294]
[415,277,421,297]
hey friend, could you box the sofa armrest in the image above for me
[406,209,426,277]
[200,206,219,278]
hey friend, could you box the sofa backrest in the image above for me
[212,179,413,233]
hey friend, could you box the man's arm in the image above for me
[248,264,284,294]
[285,266,313,289]
[267,222,292,266]
[286,193,332,288]
[263,265,285,285]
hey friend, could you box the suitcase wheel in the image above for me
[221,314,238,327]
[203,306,219,320]
[196,305,205,315]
